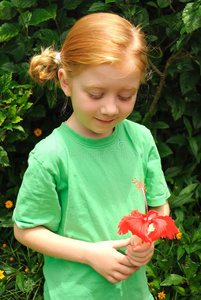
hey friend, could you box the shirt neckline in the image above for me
[59,121,120,148]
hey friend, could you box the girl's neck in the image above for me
[65,114,114,139]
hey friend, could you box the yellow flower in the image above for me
[25,268,29,273]
[2,244,6,248]
[158,291,166,299]
[149,282,154,286]
[0,270,5,280]
[176,232,182,240]
[5,200,13,208]
[34,128,42,137]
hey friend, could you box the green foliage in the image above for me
[147,206,201,299]
[0,0,201,299]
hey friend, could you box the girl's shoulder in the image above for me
[29,124,68,168]
[121,119,152,140]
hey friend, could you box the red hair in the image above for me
[29,13,147,84]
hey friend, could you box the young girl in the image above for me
[13,13,170,300]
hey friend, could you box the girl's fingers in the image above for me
[125,243,154,266]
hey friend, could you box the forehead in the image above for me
[73,63,142,90]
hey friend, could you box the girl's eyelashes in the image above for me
[88,93,104,99]
[118,95,132,101]
[88,93,133,101]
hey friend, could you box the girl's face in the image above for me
[59,63,142,139]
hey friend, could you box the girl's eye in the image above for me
[88,93,103,99]
[118,95,132,101]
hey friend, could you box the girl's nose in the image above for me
[100,97,119,116]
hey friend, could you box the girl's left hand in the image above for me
[125,242,154,267]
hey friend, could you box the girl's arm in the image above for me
[148,199,170,216]
[13,223,139,283]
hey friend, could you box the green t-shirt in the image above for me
[13,119,170,300]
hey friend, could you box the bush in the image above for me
[0,0,201,299]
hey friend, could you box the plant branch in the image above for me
[0,129,7,139]
[149,51,194,116]
[166,0,175,12]
[148,59,163,77]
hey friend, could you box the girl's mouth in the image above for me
[95,118,114,124]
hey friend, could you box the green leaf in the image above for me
[0,265,18,275]
[183,256,198,280]
[63,0,83,10]
[168,193,194,209]
[182,2,201,33]
[33,29,59,46]
[153,278,161,289]
[188,137,198,157]
[1,62,20,73]
[12,124,25,132]
[157,0,169,8]
[193,109,201,129]
[0,217,13,227]
[45,89,57,109]
[173,286,186,296]
[14,44,25,62]
[146,2,158,8]
[166,95,186,121]
[10,0,37,8]
[0,74,12,92]
[180,71,200,95]
[192,228,201,243]
[161,274,184,286]
[11,116,23,124]
[4,122,13,131]
[0,23,19,43]
[155,121,169,129]
[0,111,7,126]
[147,35,158,42]
[29,9,53,26]
[0,2,12,20]
[165,166,182,177]
[190,242,201,253]
[1,1,14,8]
[175,208,185,221]
[146,265,157,278]
[88,1,110,12]
[16,273,25,292]
[183,117,192,137]
[19,11,32,28]
[179,183,198,196]
[46,4,57,20]
[166,135,186,146]
[0,146,10,166]
[177,246,185,260]
[157,142,173,158]
[8,105,17,118]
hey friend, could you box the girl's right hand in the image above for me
[86,238,139,283]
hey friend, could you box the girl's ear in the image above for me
[58,69,71,96]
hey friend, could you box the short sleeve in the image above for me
[145,133,170,206]
[13,155,61,232]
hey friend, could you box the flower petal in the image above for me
[118,209,152,243]
[148,215,179,242]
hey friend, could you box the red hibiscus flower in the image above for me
[118,179,179,244]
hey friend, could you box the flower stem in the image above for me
[133,178,148,213]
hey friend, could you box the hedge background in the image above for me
[0,0,201,299]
